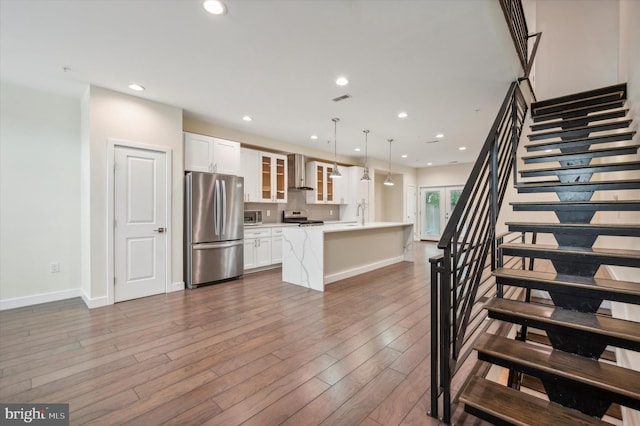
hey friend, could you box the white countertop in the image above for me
[281,221,411,234]
[244,220,358,229]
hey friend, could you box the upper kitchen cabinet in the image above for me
[240,148,287,203]
[260,152,287,203]
[184,132,241,175]
[306,161,348,204]
[240,148,261,202]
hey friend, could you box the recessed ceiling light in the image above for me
[128,83,145,91]
[427,162,433,166]
[436,133,444,138]
[242,116,252,122]
[354,148,361,152]
[545,149,553,152]
[459,146,467,151]
[203,0,227,15]
[401,154,408,158]
[336,76,349,86]
[310,135,318,140]
[398,112,408,118]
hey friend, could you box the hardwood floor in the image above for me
[0,242,488,425]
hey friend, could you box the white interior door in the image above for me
[419,186,463,241]
[114,146,167,302]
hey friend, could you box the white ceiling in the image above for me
[0,0,521,168]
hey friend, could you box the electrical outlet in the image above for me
[266,210,271,217]
[330,210,333,215]
[50,262,60,273]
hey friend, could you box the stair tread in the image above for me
[515,178,640,189]
[533,92,626,116]
[533,100,626,123]
[494,268,640,303]
[532,83,627,110]
[474,333,640,400]
[460,376,609,426]
[519,160,640,176]
[522,144,640,163]
[525,130,635,151]
[500,242,640,259]
[525,331,617,362]
[506,221,640,235]
[510,200,640,211]
[485,298,640,348]
[530,109,628,131]
[527,120,632,140]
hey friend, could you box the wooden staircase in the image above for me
[459,83,640,425]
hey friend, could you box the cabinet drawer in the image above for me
[244,228,271,238]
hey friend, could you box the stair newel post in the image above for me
[440,244,453,424]
[429,255,443,419]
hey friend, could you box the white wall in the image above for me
[416,162,473,188]
[0,82,81,306]
[84,86,183,304]
[534,0,619,100]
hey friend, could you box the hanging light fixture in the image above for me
[384,138,394,186]
[330,118,342,179]
[361,130,371,181]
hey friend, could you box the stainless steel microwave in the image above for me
[243,210,262,225]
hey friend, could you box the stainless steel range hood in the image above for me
[287,154,314,190]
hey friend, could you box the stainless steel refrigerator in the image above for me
[185,172,244,288]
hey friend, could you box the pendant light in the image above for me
[384,138,394,186]
[330,118,342,179]
[361,130,371,181]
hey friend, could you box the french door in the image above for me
[419,186,463,241]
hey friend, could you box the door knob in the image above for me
[154,227,166,233]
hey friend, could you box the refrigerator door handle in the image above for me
[221,179,227,235]
[214,179,220,236]
[192,240,243,250]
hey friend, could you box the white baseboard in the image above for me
[0,288,82,311]
[324,255,405,285]
[171,281,185,292]
[80,288,109,309]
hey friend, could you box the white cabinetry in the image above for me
[244,228,271,270]
[240,149,287,203]
[271,227,284,264]
[184,132,241,175]
[240,148,261,202]
[306,161,348,204]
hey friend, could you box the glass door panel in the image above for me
[326,167,333,202]
[419,186,463,240]
[275,157,285,201]
[316,165,324,201]
[261,156,272,200]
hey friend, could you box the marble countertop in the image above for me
[244,220,358,229]
[282,221,411,234]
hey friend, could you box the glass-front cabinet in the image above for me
[260,152,287,203]
[306,161,346,204]
[239,148,287,203]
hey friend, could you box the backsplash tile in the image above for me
[244,191,339,223]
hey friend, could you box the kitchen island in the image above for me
[281,222,414,291]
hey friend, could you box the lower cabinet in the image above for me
[243,226,286,271]
[244,229,272,270]
[271,228,283,264]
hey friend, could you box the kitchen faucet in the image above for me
[356,199,366,226]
